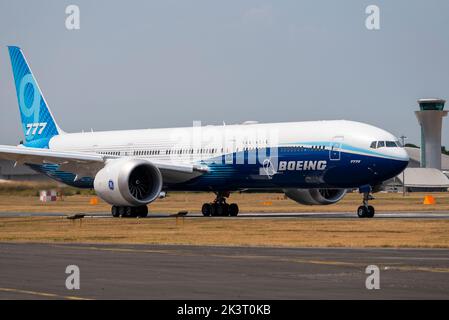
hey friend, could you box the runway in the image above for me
[1,243,449,299]
[2,211,449,219]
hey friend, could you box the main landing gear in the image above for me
[111,205,148,218]
[202,191,239,217]
[357,187,375,218]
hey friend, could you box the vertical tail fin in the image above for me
[8,46,63,148]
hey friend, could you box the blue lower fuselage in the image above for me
[26,146,408,191]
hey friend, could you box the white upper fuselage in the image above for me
[49,120,408,163]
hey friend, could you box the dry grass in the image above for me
[0,191,448,214]
[1,184,449,248]
[0,181,95,197]
[1,217,449,248]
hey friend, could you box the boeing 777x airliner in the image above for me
[0,47,409,218]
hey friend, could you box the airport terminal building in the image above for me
[387,147,449,192]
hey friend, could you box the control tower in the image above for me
[415,98,447,169]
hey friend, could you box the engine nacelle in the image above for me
[284,188,346,205]
[94,159,163,206]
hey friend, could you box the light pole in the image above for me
[400,135,407,196]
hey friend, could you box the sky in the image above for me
[0,0,448,146]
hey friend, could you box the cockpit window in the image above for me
[371,140,401,148]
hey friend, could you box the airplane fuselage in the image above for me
[27,120,409,191]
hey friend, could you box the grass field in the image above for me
[1,182,449,248]
[1,217,449,248]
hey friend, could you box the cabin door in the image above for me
[329,136,343,161]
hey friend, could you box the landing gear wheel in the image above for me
[223,203,229,216]
[202,203,212,217]
[211,203,220,216]
[202,192,239,217]
[358,186,375,218]
[125,206,134,217]
[357,206,368,218]
[367,205,375,218]
[215,203,225,216]
[137,206,148,218]
[111,206,148,218]
[111,206,120,218]
[229,203,239,216]
[118,206,126,217]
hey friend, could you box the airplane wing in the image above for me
[0,145,208,183]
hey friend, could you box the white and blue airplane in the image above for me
[0,47,409,218]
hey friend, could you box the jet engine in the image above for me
[283,188,347,205]
[94,159,163,206]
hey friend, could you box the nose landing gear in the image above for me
[201,191,239,217]
[357,186,375,218]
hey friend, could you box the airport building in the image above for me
[415,98,447,169]
[388,147,449,192]
[388,98,449,192]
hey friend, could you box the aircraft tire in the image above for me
[229,203,239,216]
[215,203,224,216]
[118,206,126,217]
[111,206,120,218]
[202,203,212,216]
[138,205,148,218]
[367,205,375,218]
[357,206,368,218]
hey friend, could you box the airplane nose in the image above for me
[401,148,410,162]
[386,151,409,179]
[398,157,409,172]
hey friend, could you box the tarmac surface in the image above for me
[2,211,449,219]
[1,243,449,299]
